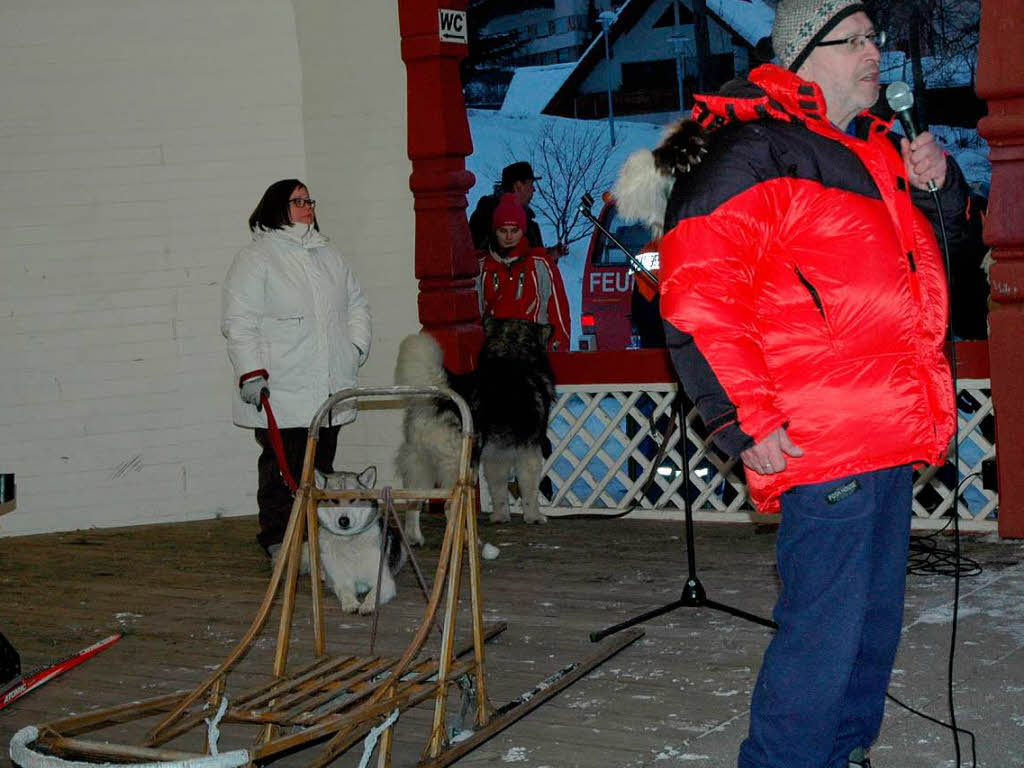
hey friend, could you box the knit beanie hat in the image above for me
[772,0,866,72]
[492,193,527,231]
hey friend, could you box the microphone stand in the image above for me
[578,194,660,286]
[579,194,775,642]
[590,397,776,642]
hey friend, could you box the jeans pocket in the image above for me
[783,475,870,521]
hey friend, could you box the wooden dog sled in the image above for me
[11,386,641,767]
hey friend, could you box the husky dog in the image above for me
[316,466,407,614]
[395,317,555,543]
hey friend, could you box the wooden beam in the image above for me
[977,0,1024,537]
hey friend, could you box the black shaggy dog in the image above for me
[395,317,555,543]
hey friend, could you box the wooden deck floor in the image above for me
[2,514,1023,767]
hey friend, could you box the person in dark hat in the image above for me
[611,1,969,766]
[469,161,565,259]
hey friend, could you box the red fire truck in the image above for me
[579,199,661,351]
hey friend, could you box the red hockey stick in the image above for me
[0,633,121,711]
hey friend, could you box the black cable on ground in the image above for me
[884,689,978,767]
[908,474,984,578]
[893,191,975,767]
[936,187,966,767]
[895,466,981,767]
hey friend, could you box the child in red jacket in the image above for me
[477,194,571,351]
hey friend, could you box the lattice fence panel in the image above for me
[911,379,997,524]
[542,381,997,530]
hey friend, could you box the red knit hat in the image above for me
[492,193,527,231]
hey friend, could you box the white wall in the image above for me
[291,0,417,485]
[0,1,373,537]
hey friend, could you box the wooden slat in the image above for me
[231,654,355,708]
[419,629,644,767]
[43,736,206,762]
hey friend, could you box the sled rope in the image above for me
[204,697,229,756]
[355,709,400,768]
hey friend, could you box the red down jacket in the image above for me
[477,238,571,352]
[660,64,960,513]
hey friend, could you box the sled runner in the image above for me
[11,386,641,767]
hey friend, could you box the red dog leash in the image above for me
[259,388,299,493]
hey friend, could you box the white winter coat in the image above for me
[221,224,372,429]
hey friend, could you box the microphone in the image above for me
[885,81,937,192]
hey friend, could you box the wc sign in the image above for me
[438,9,468,44]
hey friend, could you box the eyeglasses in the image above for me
[816,30,886,52]
[289,198,316,209]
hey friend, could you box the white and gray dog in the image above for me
[395,317,555,543]
[315,466,407,614]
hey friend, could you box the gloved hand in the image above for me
[240,377,267,407]
[546,243,568,261]
[652,118,708,176]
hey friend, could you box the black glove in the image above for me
[652,119,709,176]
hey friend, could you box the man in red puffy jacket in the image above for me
[653,2,965,766]
[477,193,571,352]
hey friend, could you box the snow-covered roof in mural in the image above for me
[501,63,576,115]
[707,0,774,47]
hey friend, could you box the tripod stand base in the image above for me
[589,395,775,644]
[590,576,776,643]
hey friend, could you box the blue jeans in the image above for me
[738,466,913,768]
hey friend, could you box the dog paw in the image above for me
[339,594,361,613]
[358,592,387,615]
[405,527,425,547]
[489,510,511,524]
[524,511,548,525]
[358,583,395,614]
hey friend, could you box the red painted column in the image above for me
[397,0,483,374]
[977,0,1024,537]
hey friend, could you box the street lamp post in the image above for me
[670,0,686,112]
[598,11,616,146]
[670,34,687,112]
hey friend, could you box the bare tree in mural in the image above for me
[868,0,982,124]
[495,120,617,249]
[756,0,982,126]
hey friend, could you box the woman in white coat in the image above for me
[222,179,372,556]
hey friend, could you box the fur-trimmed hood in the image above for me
[611,118,708,238]
[610,64,848,238]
